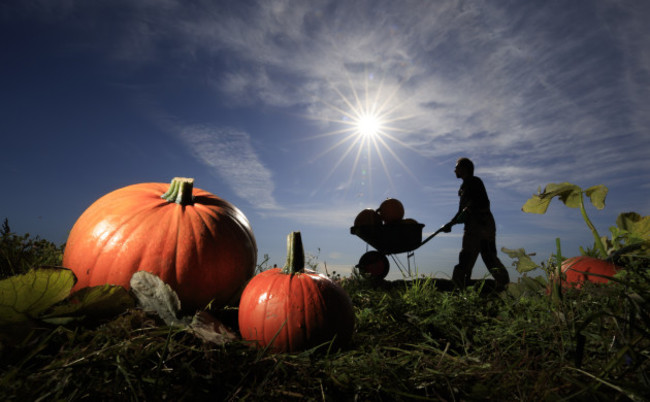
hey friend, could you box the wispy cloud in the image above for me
[179,124,280,210]
[268,202,361,229]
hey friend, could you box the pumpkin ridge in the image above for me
[85,197,162,286]
[165,200,187,293]
[112,191,181,287]
[193,198,258,266]
[287,272,301,351]
[300,275,314,348]
[182,204,210,302]
[310,275,328,345]
[103,199,171,287]
[264,269,284,349]
[256,272,269,346]
[122,197,176,274]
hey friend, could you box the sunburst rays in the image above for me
[303,71,420,199]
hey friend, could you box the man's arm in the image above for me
[441,207,468,232]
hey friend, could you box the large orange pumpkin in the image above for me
[558,256,620,288]
[63,177,257,310]
[377,198,404,224]
[238,232,355,353]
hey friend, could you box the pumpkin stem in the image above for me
[161,177,195,205]
[282,232,305,274]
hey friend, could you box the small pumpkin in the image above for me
[558,256,620,288]
[354,208,381,227]
[377,198,404,224]
[238,232,355,353]
[62,177,257,310]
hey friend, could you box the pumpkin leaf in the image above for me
[505,276,547,299]
[522,183,583,214]
[501,247,540,273]
[584,185,608,210]
[0,267,75,325]
[189,311,237,345]
[41,284,135,325]
[616,212,650,241]
[130,271,189,326]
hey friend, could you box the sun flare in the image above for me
[304,72,419,199]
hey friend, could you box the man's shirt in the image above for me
[458,176,490,215]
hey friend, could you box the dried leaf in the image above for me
[190,311,237,344]
[130,271,188,326]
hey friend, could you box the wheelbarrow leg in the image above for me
[407,251,414,277]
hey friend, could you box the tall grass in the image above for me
[0,219,64,279]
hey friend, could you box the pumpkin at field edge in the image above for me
[238,232,355,353]
[556,256,620,288]
[377,198,404,224]
[354,208,381,227]
[62,177,257,311]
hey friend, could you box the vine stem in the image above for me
[553,237,563,304]
[578,191,607,257]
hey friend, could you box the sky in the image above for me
[2,0,649,281]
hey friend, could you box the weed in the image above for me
[0,218,64,279]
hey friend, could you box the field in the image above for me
[1,218,649,401]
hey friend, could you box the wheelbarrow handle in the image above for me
[420,226,445,247]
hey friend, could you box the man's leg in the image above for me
[480,237,510,291]
[452,230,481,289]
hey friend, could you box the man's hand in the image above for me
[441,222,453,233]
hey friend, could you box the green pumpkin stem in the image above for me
[161,177,195,205]
[282,232,305,274]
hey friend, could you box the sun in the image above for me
[356,113,382,139]
[303,71,419,198]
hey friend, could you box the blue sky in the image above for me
[2,0,649,280]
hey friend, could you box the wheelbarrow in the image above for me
[350,222,445,279]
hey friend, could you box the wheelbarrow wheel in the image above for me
[357,251,389,280]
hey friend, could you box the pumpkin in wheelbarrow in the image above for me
[354,208,381,227]
[400,218,419,225]
[377,198,404,224]
[357,251,389,279]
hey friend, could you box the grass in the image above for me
[1,223,649,401]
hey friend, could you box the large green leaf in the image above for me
[584,185,608,210]
[522,183,609,214]
[0,267,75,325]
[41,284,135,325]
[521,183,582,214]
[616,212,650,241]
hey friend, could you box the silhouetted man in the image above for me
[442,157,510,291]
